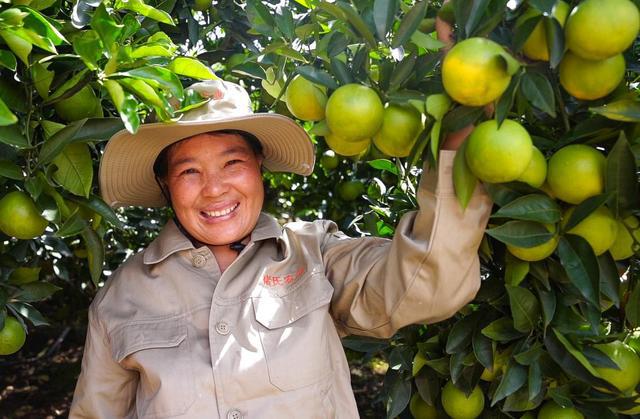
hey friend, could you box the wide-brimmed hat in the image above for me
[99,79,315,208]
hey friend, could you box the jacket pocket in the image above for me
[110,319,194,418]
[252,275,335,391]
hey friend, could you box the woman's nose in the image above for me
[201,172,229,196]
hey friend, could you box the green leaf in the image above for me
[503,382,544,412]
[51,142,93,197]
[492,361,527,406]
[534,284,556,329]
[0,97,18,126]
[246,0,275,36]
[442,106,484,133]
[336,2,377,49]
[0,160,23,180]
[368,159,398,175]
[514,343,545,365]
[45,69,90,104]
[329,58,353,85]
[7,302,48,326]
[69,195,125,229]
[492,194,561,223]
[0,29,32,65]
[562,193,612,231]
[495,73,521,126]
[626,284,640,328]
[605,132,637,217]
[551,329,601,378]
[275,8,295,40]
[430,119,441,161]
[505,252,529,286]
[0,49,17,71]
[0,124,27,147]
[18,6,66,46]
[55,208,89,238]
[116,66,184,97]
[446,312,481,354]
[486,221,554,248]
[373,0,398,41]
[453,140,478,210]
[528,0,556,13]
[590,99,640,122]
[472,329,493,370]
[557,235,600,308]
[296,65,338,90]
[544,18,564,69]
[116,0,174,25]
[388,54,416,92]
[465,0,491,38]
[16,282,61,302]
[391,0,427,48]
[31,62,54,99]
[103,79,140,133]
[82,227,104,286]
[598,253,620,308]
[118,77,173,120]
[520,71,556,117]
[39,118,124,165]
[410,30,445,50]
[91,2,124,52]
[482,317,526,342]
[513,15,541,53]
[506,284,540,333]
[72,29,103,71]
[385,372,412,418]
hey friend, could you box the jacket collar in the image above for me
[143,212,283,265]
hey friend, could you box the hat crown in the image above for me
[182,79,253,122]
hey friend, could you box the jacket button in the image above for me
[215,321,230,335]
[192,254,206,268]
[227,409,242,419]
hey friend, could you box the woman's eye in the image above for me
[225,159,242,167]
[180,168,198,175]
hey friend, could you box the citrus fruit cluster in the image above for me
[285,78,424,158]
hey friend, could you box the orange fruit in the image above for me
[320,150,339,170]
[507,223,558,261]
[373,104,423,157]
[285,75,327,121]
[609,215,640,260]
[442,37,519,106]
[518,1,570,61]
[517,146,547,188]
[0,316,26,355]
[465,119,533,183]
[0,191,48,240]
[441,381,484,419]
[565,0,640,60]
[563,206,618,256]
[337,180,365,201]
[325,84,384,142]
[559,52,625,100]
[547,144,605,204]
[409,393,438,419]
[537,401,584,419]
[54,85,102,122]
[593,341,640,393]
[324,133,371,157]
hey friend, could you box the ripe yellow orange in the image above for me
[0,316,26,355]
[609,215,640,260]
[465,119,533,183]
[593,341,640,393]
[518,1,570,61]
[324,133,371,157]
[285,75,327,122]
[54,85,102,122]
[565,0,640,60]
[441,381,484,419]
[547,144,605,204]
[537,401,584,419]
[507,223,559,261]
[372,104,423,157]
[442,37,519,106]
[559,52,625,101]
[325,84,384,142]
[409,393,438,419]
[0,191,48,240]
[517,146,547,188]
[563,206,618,256]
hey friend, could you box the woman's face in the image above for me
[165,132,264,246]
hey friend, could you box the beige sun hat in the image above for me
[99,79,315,208]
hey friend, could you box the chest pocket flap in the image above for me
[110,320,187,363]
[252,275,334,329]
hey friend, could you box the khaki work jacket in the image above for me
[69,151,492,419]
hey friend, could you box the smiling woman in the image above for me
[69,79,492,419]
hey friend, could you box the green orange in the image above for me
[537,401,584,419]
[373,104,423,157]
[593,341,640,393]
[609,215,640,260]
[325,133,371,157]
[507,223,558,261]
[517,146,547,188]
[325,84,384,142]
[0,316,26,356]
[518,1,570,61]
[563,206,618,256]
[54,85,102,122]
[547,144,605,204]
[0,191,48,240]
[441,381,484,419]
[285,75,327,122]
[559,52,625,101]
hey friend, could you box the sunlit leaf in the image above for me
[51,142,93,197]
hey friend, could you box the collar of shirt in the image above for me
[142,212,283,265]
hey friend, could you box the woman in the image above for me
[70,79,492,418]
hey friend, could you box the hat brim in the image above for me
[99,113,315,208]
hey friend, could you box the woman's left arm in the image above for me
[322,150,492,338]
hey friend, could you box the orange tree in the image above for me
[1,0,640,417]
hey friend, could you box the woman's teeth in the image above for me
[203,204,238,218]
